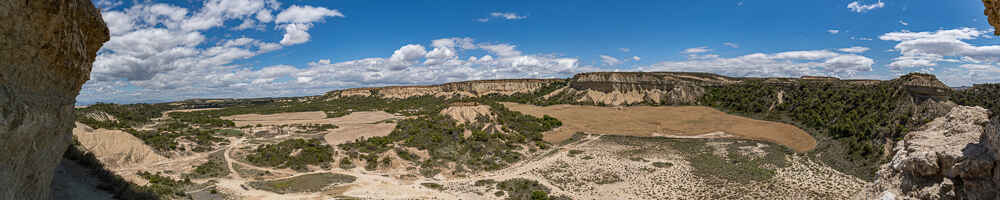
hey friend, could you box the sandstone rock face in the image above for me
[985,0,1000,35]
[0,0,109,199]
[874,106,1000,200]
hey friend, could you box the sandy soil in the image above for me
[320,112,403,146]
[433,135,864,200]
[324,123,398,146]
[501,102,817,152]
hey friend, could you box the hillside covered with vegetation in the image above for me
[952,83,1000,117]
[698,75,948,179]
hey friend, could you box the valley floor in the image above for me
[71,103,867,199]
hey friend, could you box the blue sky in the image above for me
[82,0,1000,104]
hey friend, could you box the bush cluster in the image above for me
[75,103,173,129]
[952,83,1000,117]
[246,139,335,171]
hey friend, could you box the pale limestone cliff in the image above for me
[551,72,729,105]
[327,79,563,99]
[873,106,1000,200]
[0,0,109,199]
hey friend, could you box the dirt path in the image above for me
[225,138,243,180]
[435,135,607,197]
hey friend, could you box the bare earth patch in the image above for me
[501,102,817,152]
[321,112,402,146]
[431,135,863,199]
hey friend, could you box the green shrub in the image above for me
[137,171,191,198]
[495,178,551,200]
[76,103,173,129]
[246,139,334,170]
[652,161,673,168]
[248,173,356,194]
[421,183,444,190]
[184,151,229,179]
[953,83,1000,118]
[339,157,355,169]
[567,150,583,157]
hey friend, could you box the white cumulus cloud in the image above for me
[82,36,597,103]
[847,1,885,13]
[279,23,311,45]
[478,12,527,22]
[275,5,343,24]
[879,28,997,70]
[682,47,712,54]
[82,0,345,103]
[837,46,870,53]
[600,55,622,66]
[640,49,874,77]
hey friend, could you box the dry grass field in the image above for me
[321,112,401,145]
[501,102,817,152]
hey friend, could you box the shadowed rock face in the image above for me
[0,0,109,199]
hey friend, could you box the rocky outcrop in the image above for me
[897,73,953,101]
[985,0,1000,35]
[327,79,563,99]
[0,0,109,199]
[873,106,1000,200]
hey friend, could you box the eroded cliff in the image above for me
[0,0,109,199]
[873,106,999,200]
[555,72,735,105]
[327,79,564,99]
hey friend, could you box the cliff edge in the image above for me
[873,106,999,199]
[0,0,109,199]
